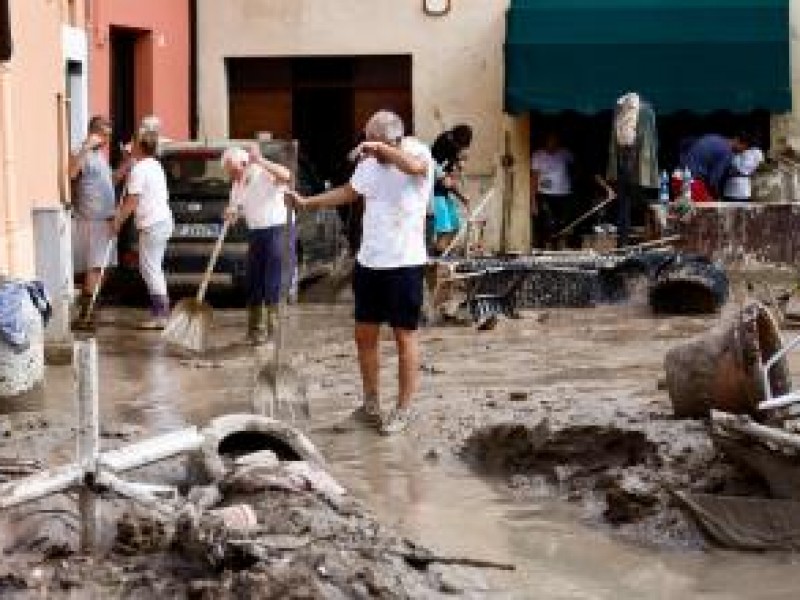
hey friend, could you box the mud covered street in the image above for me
[1,301,800,598]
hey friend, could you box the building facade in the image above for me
[195,0,530,252]
[87,0,191,149]
[196,0,800,253]
[0,0,87,278]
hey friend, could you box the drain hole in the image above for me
[218,431,302,462]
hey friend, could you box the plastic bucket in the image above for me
[665,303,791,418]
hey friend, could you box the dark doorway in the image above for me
[529,110,773,246]
[109,27,138,166]
[293,87,353,187]
[227,55,413,186]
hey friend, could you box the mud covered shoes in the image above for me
[352,394,381,427]
[380,406,413,436]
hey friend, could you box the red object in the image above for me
[670,176,683,199]
[690,179,714,203]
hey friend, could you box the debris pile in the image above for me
[460,419,768,548]
[0,415,505,598]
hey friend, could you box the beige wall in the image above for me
[0,0,81,277]
[772,0,800,148]
[196,0,531,251]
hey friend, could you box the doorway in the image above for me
[109,27,138,166]
[227,55,413,186]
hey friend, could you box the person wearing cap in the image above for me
[221,145,293,344]
[286,110,435,436]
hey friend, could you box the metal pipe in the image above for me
[75,340,101,551]
[0,465,83,509]
[98,426,204,472]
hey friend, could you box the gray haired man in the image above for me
[68,115,117,324]
[287,111,435,435]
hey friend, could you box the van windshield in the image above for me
[161,151,231,198]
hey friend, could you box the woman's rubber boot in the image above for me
[139,295,169,330]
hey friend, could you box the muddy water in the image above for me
[11,304,800,598]
[313,417,800,599]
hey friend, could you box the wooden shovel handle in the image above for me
[196,219,231,302]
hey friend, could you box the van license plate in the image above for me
[175,223,222,238]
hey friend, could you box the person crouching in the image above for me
[221,146,293,345]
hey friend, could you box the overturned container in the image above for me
[665,302,791,418]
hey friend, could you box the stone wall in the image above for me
[672,203,800,266]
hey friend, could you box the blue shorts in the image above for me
[433,194,461,235]
[353,262,424,330]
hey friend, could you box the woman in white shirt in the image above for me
[222,146,292,344]
[723,145,764,202]
[531,132,574,248]
[112,131,174,329]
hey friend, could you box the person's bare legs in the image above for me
[393,327,419,409]
[83,267,101,297]
[354,322,381,404]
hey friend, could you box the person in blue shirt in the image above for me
[681,133,751,201]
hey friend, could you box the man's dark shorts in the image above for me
[353,262,424,330]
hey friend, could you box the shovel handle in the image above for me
[85,238,116,320]
[554,196,615,239]
[196,219,231,302]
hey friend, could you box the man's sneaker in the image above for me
[351,403,382,427]
[352,395,381,426]
[380,406,413,436]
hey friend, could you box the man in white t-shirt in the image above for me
[531,132,574,248]
[111,131,174,329]
[287,110,434,435]
[222,145,292,344]
[723,141,764,202]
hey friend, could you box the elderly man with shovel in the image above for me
[287,110,435,435]
[222,145,293,345]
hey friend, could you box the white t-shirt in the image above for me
[127,157,172,229]
[350,137,434,269]
[723,148,764,200]
[531,149,573,195]
[229,163,288,229]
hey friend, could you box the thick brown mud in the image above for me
[1,298,800,597]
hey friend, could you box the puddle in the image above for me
[311,415,800,599]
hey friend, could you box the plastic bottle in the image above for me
[659,170,670,204]
[672,168,683,200]
[682,167,692,201]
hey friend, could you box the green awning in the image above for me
[505,0,791,115]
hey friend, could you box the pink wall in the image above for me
[88,0,190,140]
[0,1,80,276]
